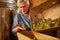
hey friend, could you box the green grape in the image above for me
[54,23,59,27]
[54,18,60,27]
[44,24,51,29]
[32,17,60,31]
[32,24,35,27]
[32,37,38,40]
[21,24,25,28]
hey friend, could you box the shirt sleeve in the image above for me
[12,14,18,29]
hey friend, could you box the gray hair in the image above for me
[17,0,30,5]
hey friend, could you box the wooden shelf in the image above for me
[31,0,59,13]
[38,26,60,33]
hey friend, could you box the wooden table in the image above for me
[17,31,60,40]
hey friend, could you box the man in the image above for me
[12,0,31,33]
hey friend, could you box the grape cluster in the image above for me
[18,24,25,28]
[32,17,60,31]
[32,37,38,40]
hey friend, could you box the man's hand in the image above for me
[12,26,26,33]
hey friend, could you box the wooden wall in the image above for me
[43,4,60,20]
[30,0,60,38]
[30,0,47,8]
[0,8,10,40]
[30,0,60,22]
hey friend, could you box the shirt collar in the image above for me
[17,9,20,13]
[17,9,30,18]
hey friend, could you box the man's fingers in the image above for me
[18,27,26,30]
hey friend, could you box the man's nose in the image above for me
[22,7,25,10]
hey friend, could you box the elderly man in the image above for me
[12,0,31,33]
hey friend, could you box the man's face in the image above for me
[17,1,29,14]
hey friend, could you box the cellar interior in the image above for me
[0,0,60,40]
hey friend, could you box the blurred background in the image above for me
[0,0,60,40]
[0,0,17,40]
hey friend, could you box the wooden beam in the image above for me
[31,0,59,13]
